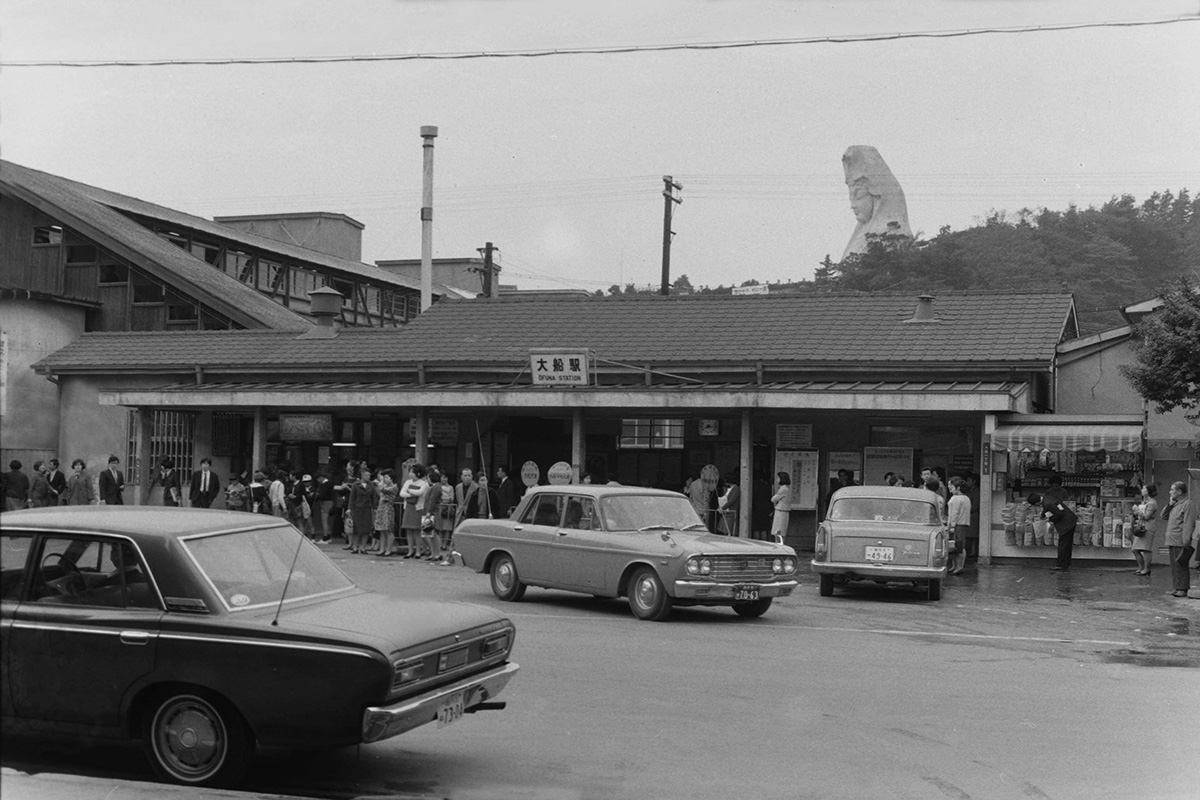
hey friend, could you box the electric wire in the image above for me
[3,16,1195,68]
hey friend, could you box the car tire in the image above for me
[732,597,773,618]
[143,691,253,788]
[627,566,672,621]
[818,573,835,597]
[926,579,942,601]
[489,553,526,602]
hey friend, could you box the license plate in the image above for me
[864,546,894,562]
[733,585,759,602]
[436,692,464,728]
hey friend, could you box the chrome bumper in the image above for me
[811,561,947,581]
[362,661,519,743]
[672,579,798,600]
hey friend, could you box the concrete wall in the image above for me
[0,298,85,465]
[1055,338,1143,415]
[214,213,364,262]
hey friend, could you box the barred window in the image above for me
[128,410,197,484]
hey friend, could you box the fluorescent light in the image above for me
[332,442,356,447]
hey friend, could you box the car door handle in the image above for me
[120,631,151,646]
[557,530,569,536]
[512,526,524,532]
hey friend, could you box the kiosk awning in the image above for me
[992,424,1143,453]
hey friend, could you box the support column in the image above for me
[252,408,267,475]
[980,414,996,566]
[135,409,153,506]
[739,410,752,538]
[571,410,585,484]
[415,409,429,464]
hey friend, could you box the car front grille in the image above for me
[709,555,777,582]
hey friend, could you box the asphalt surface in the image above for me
[5,549,1198,799]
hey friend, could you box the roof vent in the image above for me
[902,294,940,324]
[299,286,343,339]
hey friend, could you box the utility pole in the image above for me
[660,175,682,296]
[475,241,498,297]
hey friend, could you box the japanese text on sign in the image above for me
[530,349,590,386]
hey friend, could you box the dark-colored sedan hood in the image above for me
[262,591,509,653]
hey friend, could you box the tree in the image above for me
[672,274,694,294]
[1120,276,1200,419]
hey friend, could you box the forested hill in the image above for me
[635,190,1199,336]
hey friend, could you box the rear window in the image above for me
[182,525,354,612]
[829,497,939,524]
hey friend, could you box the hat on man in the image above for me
[302,474,313,482]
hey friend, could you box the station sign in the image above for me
[530,349,590,386]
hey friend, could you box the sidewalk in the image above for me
[0,768,312,800]
[939,557,1200,611]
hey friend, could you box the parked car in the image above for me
[454,485,799,621]
[0,507,518,787]
[810,485,948,600]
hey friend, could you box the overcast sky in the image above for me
[2,0,1197,293]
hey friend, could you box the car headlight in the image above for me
[686,557,713,576]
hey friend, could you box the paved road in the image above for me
[5,551,1199,800]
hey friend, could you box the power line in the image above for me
[3,16,1195,68]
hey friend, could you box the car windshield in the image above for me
[182,525,355,612]
[600,494,705,532]
[829,497,940,524]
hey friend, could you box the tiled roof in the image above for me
[35,292,1075,373]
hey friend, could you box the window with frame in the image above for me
[131,272,164,304]
[619,418,685,449]
[33,225,63,246]
[99,262,129,284]
[33,537,157,609]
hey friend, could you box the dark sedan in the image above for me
[0,507,518,787]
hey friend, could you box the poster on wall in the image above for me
[774,450,818,510]
[775,424,813,449]
[863,447,913,485]
[828,451,862,484]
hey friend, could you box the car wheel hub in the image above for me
[635,577,656,605]
[160,704,222,771]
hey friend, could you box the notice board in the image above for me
[775,450,818,510]
[863,447,913,485]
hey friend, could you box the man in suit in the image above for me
[98,455,125,505]
[494,465,521,518]
[189,457,221,508]
[46,458,67,505]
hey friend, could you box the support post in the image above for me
[136,409,153,506]
[252,408,267,476]
[571,409,585,484]
[415,409,429,464]
[739,410,752,538]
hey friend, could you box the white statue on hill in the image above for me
[841,145,912,261]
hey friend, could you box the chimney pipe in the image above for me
[420,125,438,313]
[903,294,940,324]
[300,286,343,339]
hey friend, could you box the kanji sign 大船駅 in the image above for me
[530,349,589,386]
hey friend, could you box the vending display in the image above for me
[1001,448,1142,551]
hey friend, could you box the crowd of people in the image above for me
[216,460,528,568]
[2,456,130,509]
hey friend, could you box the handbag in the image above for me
[1132,521,1147,537]
[1175,544,1196,567]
